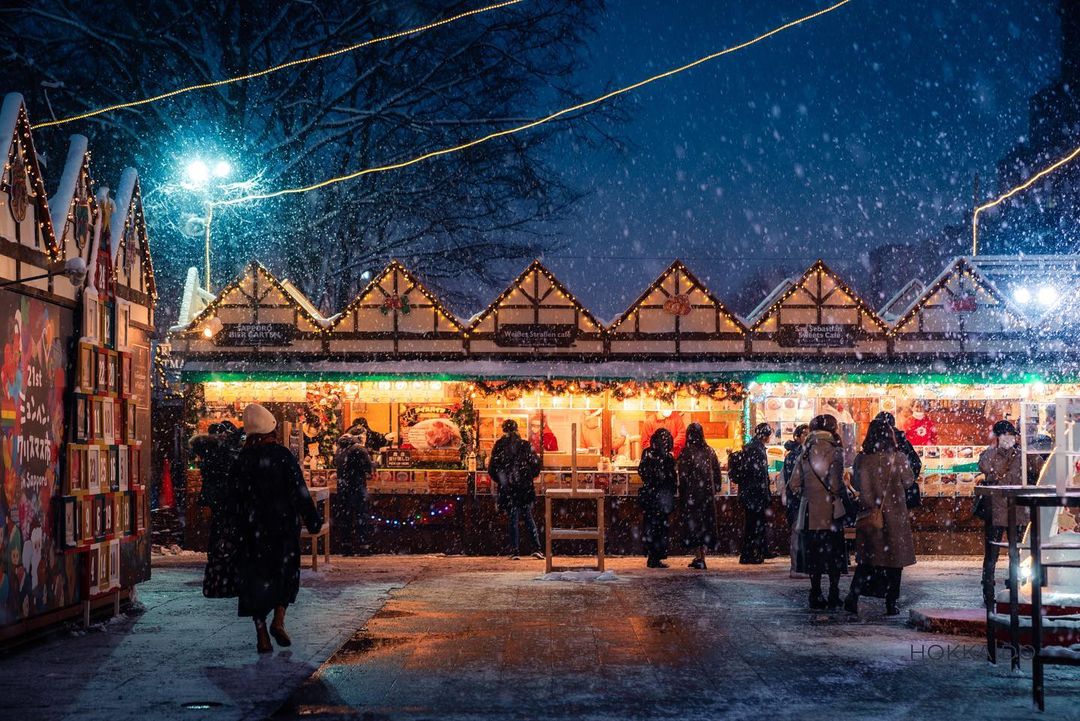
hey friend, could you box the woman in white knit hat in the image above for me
[231,403,322,653]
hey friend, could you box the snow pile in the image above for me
[152,543,199,557]
[1042,644,1080,660]
[536,570,619,582]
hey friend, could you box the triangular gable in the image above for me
[891,258,1031,354]
[111,169,156,300]
[178,261,326,352]
[49,135,98,267]
[0,93,58,259]
[467,260,604,355]
[329,260,463,355]
[750,260,889,355]
[608,260,746,356]
[171,267,216,331]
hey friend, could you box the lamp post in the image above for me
[184,158,232,293]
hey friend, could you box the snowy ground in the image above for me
[2,555,1078,720]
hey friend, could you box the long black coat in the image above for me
[488,434,540,510]
[231,441,322,618]
[334,438,374,501]
[638,446,677,514]
[733,439,771,512]
[678,443,721,548]
[191,434,240,598]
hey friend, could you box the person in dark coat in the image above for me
[489,420,544,560]
[733,423,773,565]
[678,423,721,570]
[781,424,810,578]
[638,428,677,568]
[875,411,921,479]
[190,421,242,599]
[788,414,849,609]
[346,418,389,453]
[231,403,322,653]
[334,433,374,556]
[977,419,1025,608]
[846,418,916,616]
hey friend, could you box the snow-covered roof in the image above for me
[746,277,795,325]
[0,93,24,159]
[280,278,336,327]
[879,278,925,322]
[109,168,138,257]
[170,267,217,331]
[84,187,112,291]
[964,254,1080,324]
[48,135,89,234]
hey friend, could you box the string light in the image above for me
[971,143,1080,255]
[216,0,855,206]
[31,0,525,130]
[369,502,456,527]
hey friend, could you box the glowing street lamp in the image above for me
[183,156,232,292]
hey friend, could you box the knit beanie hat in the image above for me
[243,403,277,435]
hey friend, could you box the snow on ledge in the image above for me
[536,570,620,582]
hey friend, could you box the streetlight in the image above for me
[183,156,232,292]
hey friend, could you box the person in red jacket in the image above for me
[642,410,687,458]
[903,401,937,446]
[528,417,558,454]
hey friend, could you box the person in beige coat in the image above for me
[788,415,848,610]
[976,420,1025,608]
[844,418,916,616]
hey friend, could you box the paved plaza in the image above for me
[3,555,1078,721]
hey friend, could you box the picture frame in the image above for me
[102,302,112,348]
[103,493,114,535]
[118,446,128,492]
[92,399,103,441]
[80,499,92,543]
[135,491,146,532]
[99,452,109,497]
[97,350,108,393]
[130,447,140,488]
[87,447,99,494]
[62,496,77,548]
[67,445,81,494]
[98,544,109,594]
[108,540,120,589]
[107,353,117,394]
[109,447,120,492]
[102,400,113,444]
[75,396,88,442]
[87,543,99,588]
[119,493,129,535]
[119,306,130,350]
[127,402,136,443]
[79,345,93,391]
[93,495,105,540]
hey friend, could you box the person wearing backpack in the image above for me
[489,419,544,560]
[731,423,773,565]
[788,414,849,609]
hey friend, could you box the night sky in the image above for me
[540,0,1062,320]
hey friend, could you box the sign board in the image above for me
[213,322,295,347]
[383,448,413,468]
[494,323,577,348]
[775,324,857,348]
[949,294,978,312]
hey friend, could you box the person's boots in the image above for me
[885,599,900,616]
[809,576,827,609]
[827,585,842,610]
[255,621,272,653]
[270,608,292,647]
[843,592,859,614]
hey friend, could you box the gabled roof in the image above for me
[891,257,1031,334]
[171,267,217,331]
[747,277,796,325]
[608,259,748,333]
[183,260,329,332]
[48,134,89,237]
[965,254,1080,324]
[467,259,605,332]
[330,259,463,332]
[110,169,157,298]
[279,278,335,327]
[1,93,58,256]
[749,259,889,333]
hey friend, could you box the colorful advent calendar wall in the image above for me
[0,93,154,640]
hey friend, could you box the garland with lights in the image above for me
[369,501,457,527]
[467,378,745,403]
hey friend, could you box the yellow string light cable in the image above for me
[217,0,855,207]
[971,143,1080,255]
[31,0,525,130]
